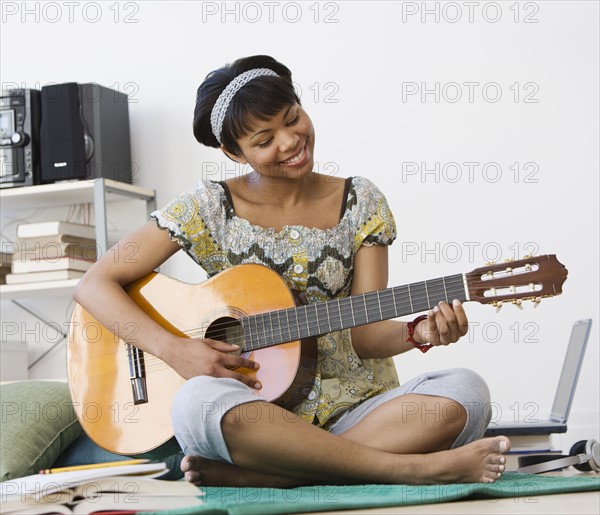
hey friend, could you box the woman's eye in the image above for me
[287,116,299,126]
[258,139,272,148]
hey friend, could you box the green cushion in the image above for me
[0,381,83,481]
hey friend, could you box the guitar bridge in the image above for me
[126,343,148,405]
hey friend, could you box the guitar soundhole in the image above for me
[205,316,246,356]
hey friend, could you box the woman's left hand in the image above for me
[413,299,469,347]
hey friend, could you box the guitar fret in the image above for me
[325,302,332,332]
[366,292,381,322]
[316,302,330,333]
[336,298,344,331]
[285,309,293,342]
[292,307,301,340]
[240,317,252,352]
[270,312,276,344]
[442,276,449,303]
[363,294,369,323]
[273,310,282,344]
[348,297,356,327]
[380,290,397,320]
[258,314,267,346]
[304,305,311,338]
[250,315,258,348]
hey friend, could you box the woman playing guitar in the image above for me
[73,55,510,486]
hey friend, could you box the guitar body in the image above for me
[67,264,304,455]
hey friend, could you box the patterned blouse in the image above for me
[150,176,400,428]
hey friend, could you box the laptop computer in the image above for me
[485,318,592,436]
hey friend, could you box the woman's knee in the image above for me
[444,368,492,445]
[171,376,262,461]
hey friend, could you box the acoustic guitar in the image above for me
[67,255,567,455]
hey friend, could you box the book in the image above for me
[1,475,204,514]
[11,257,95,274]
[17,221,96,240]
[5,270,86,284]
[506,434,554,453]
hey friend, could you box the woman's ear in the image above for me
[221,144,247,164]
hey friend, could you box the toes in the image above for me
[184,470,203,485]
[486,454,506,466]
[497,436,511,453]
[180,455,192,472]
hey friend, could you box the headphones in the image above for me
[518,439,600,474]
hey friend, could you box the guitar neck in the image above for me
[242,274,467,351]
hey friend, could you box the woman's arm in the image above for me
[350,244,468,359]
[73,220,260,387]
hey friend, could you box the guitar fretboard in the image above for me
[241,274,467,351]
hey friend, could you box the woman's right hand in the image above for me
[163,335,262,390]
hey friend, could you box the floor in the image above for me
[308,470,600,515]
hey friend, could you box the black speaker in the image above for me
[39,83,132,184]
[518,439,600,474]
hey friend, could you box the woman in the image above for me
[74,55,509,487]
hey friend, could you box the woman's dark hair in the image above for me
[193,55,301,157]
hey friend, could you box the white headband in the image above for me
[210,68,279,144]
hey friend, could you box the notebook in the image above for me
[485,318,593,436]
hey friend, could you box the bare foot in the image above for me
[181,436,511,487]
[422,436,511,484]
[180,455,305,488]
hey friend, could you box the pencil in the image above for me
[39,458,150,474]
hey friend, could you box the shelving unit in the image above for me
[1,178,156,300]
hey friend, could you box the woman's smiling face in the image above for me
[228,103,315,181]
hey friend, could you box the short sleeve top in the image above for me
[151,176,400,427]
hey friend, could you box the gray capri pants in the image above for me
[172,368,492,463]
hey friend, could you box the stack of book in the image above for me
[505,434,562,472]
[0,252,12,285]
[6,221,97,285]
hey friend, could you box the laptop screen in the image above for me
[550,319,592,422]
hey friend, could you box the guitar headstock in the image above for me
[466,255,567,309]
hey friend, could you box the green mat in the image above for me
[143,473,600,515]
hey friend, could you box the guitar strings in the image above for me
[125,281,470,373]
[146,278,467,347]
[121,277,468,370]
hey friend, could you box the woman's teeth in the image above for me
[282,145,305,165]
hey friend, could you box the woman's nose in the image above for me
[279,130,299,153]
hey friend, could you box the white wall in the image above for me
[1,1,598,451]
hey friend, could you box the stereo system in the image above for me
[0,89,41,188]
[1,83,132,189]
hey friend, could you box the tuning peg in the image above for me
[491,300,503,313]
[506,267,513,275]
[512,299,523,310]
[504,258,515,263]
[523,254,533,259]
[532,297,541,308]
[486,261,496,266]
